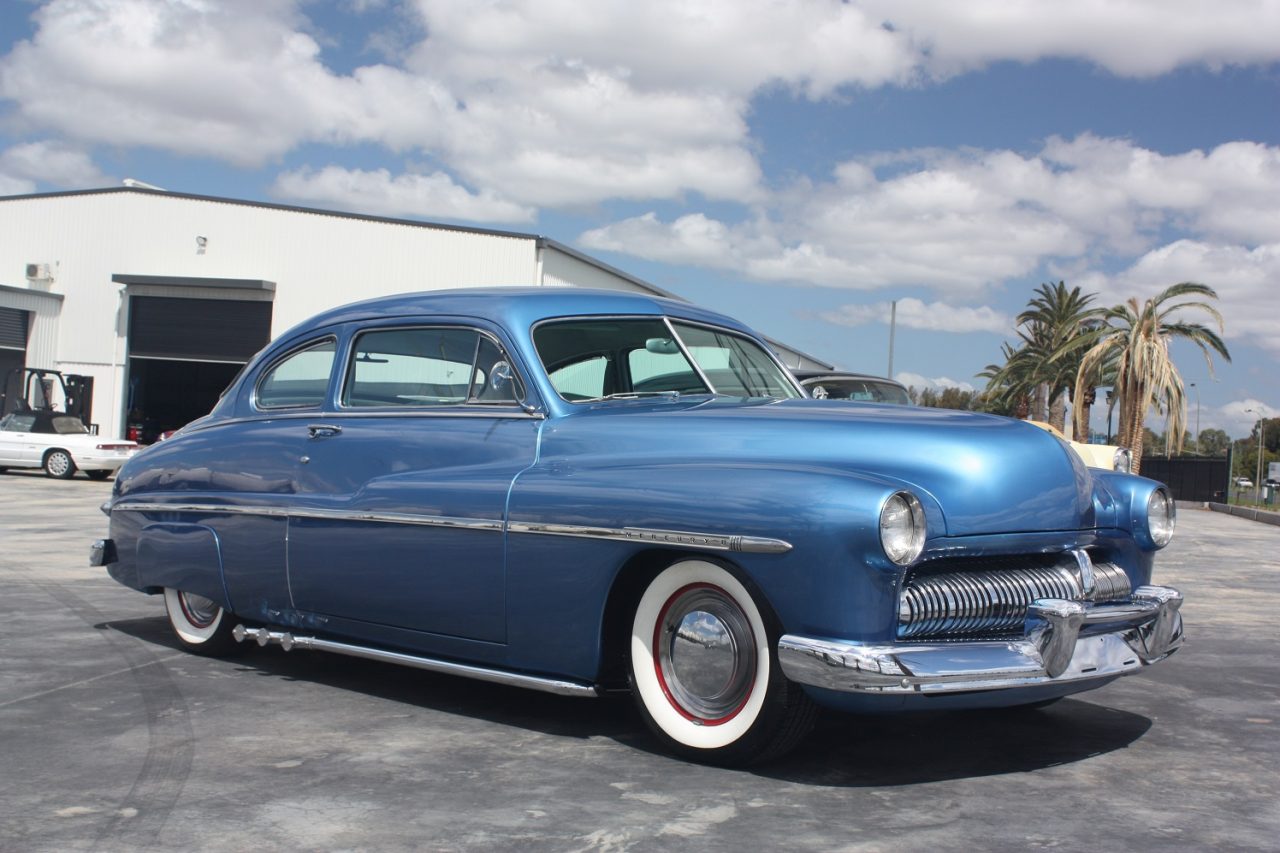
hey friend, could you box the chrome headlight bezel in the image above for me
[1112,447,1132,473]
[1147,488,1176,548]
[880,491,927,566]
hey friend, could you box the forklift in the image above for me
[0,367,96,433]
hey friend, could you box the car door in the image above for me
[285,323,539,644]
[0,413,38,465]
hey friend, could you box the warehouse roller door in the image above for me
[125,295,272,442]
[0,306,29,391]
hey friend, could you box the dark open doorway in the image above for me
[125,358,242,443]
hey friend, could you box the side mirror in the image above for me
[489,360,514,394]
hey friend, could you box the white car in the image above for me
[1233,476,1254,488]
[0,411,139,479]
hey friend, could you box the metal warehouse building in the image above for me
[0,187,827,442]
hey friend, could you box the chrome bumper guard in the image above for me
[778,585,1183,695]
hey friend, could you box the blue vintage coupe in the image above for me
[92,288,1183,765]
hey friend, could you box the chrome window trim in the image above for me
[661,315,716,395]
[338,324,528,413]
[173,409,546,437]
[110,502,792,554]
[252,336,339,412]
[665,316,806,399]
[530,313,804,403]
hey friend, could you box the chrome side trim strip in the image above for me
[110,503,792,553]
[506,521,793,554]
[112,502,503,531]
[233,625,598,698]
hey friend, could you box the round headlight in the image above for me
[1112,447,1132,473]
[1147,489,1175,547]
[880,491,926,566]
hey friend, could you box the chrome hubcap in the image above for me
[656,585,756,721]
[47,453,70,475]
[179,592,220,628]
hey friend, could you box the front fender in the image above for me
[506,461,925,647]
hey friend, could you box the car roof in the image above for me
[282,287,756,340]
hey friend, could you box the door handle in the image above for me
[307,423,343,438]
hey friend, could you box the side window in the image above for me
[469,335,524,404]
[256,339,336,409]
[344,327,479,407]
[1,413,36,432]
[548,356,609,400]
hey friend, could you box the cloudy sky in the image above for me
[1,0,1277,438]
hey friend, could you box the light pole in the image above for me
[887,299,897,380]
[1190,382,1200,454]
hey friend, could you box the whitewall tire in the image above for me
[629,559,816,765]
[163,587,241,656]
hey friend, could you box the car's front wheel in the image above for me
[163,588,242,656]
[43,449,77,479]
[629,558,816,765]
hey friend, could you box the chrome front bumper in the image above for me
[778,585,1183,695]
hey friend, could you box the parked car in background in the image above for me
[1233,476,1254,488]
[0,411,138,479]
[92,288,1183,765]
[793,370,912,405]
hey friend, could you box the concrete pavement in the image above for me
[1,469,1277,851]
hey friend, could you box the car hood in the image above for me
[540,398,1096,536]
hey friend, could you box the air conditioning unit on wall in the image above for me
[25,263,52,280]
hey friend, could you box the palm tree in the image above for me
[983,282,1099,433]
[1072,283,1230,475]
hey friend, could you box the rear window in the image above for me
[256,339,337,409]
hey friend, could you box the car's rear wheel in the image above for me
[163,588,242,656]
[43,449,77,479]
[629,558,816,765]
[85,470,112,481]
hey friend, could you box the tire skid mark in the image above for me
[32,576,194,849]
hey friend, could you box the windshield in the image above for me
[804,378,911,405]
[534,317,801,402]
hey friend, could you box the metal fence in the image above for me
[1139,455,1231,503]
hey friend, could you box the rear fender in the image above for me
[136,523,231,611]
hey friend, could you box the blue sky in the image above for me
[1,0,1277,439]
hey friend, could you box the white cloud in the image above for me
[0,140,106,187]
[0,173,35,195]
[0,0,457,166]
[1215,399,1276,439]
[584,138,1280,300]
[894,372,977,393]
[898,1,1280,77]
[1082,240,1280,356]
[272,165,535,223]
[4,0,1278,219]
[821,298,1011,334]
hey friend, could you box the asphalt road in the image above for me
[1,470,1277,852]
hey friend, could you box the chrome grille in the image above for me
[898,558,1132,640]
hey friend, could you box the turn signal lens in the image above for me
[1147,489,1176,548]
[880,492,926,566]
